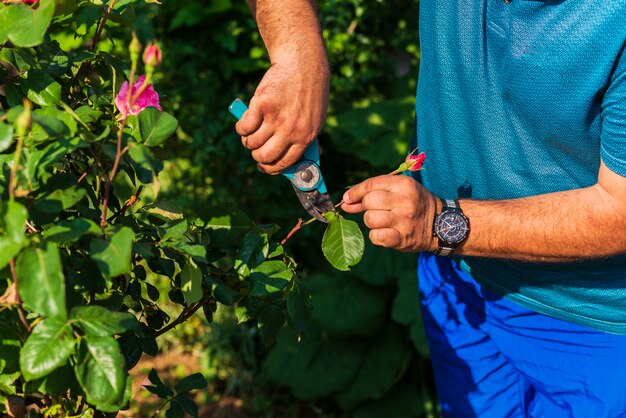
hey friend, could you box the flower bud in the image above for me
[15,100,32,138]
[143,42,162,68]
[404,151,426,172]
[129,32,142,65]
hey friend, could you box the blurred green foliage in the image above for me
[149,0,439,417]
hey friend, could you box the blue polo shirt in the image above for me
[416,0,626,333]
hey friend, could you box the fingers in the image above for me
[251,135,291,165]
[363,210,394,229]
[369,228,402,248]
[257,144,306,174]
[235,106,263,137]
[343,175,404,205]
[242,122,274,150]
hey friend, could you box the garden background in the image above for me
[0,0,440,416]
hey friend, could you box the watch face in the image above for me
[435,211,469,245]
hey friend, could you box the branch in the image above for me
[91,0,117,50]
[154,294,212,338]
[8,260,31,334]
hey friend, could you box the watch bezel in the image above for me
[434,211,469,245]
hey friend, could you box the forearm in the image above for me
[457,183,626,262]
[246,0,328,67]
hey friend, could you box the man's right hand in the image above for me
[235,51,329,174]
[237,0,330,174]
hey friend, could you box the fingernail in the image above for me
[343,192,351,203]
[257,164,266,174]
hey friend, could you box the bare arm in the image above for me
[341,161,626,262]
[456,161,626,261]
[236,0,330,173]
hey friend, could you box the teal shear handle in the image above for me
[228,98,328,194]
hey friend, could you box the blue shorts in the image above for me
[418,253,626,418]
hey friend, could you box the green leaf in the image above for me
[304,274,387,337]
[70,305,140,337]
[74,336,127,412]
[321,212,365,271]
[138,107,179,147]
[0,0,55,47]
[45,218,100,243]
[90,227,134,278]
[19,318,75,381]
[145,369,174,399]
[22,70,62,106]
[249,260,293,296]
[158,219,188,242]
[166,402,185,418]
[17,242,67,319]
[180,258,203,305]
[173,373,207,394]
[0,123,13,153]
[174,395,199,418]
[262,326,367,400]
[0,201,28,270]
[335,324,412,410]
[392,272,429,357]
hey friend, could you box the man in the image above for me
[236,0,626,416]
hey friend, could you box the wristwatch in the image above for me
[432,198,470,256]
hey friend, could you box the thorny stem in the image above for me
[91,0,117,50]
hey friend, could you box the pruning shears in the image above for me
[228,98,336,223]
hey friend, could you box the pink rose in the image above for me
[142,42,162,67]
[114,75,162,117]
[404,151,426,172]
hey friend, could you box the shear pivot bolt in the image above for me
[300,170,313,183]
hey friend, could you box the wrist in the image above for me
[426,195,441,253]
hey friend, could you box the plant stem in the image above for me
[91,0,117,50]
[9,260,31,334]
[154,294,211,337]
[280,216,317,246]
[8,128,25,200]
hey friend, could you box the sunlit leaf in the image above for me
[321,212,365,271]
[17,242,67,319]
[19,318,75,381]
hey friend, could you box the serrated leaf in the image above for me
[138,107,179,147]
[45,218,100,243]
[22,70,62,106]
[70,305,139,337]
[19,318,75,381]
[0,0,55,47]
[249,260,293,296]
[74,336,127,412]
[173,373,207,393]
[180,258,203,305]
[321,212,365,271]
[90,227,134,278]
[0,201,28,270]
[17,242,67,319]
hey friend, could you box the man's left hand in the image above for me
[341,175,439,252]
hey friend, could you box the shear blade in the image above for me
[294,187,336,223]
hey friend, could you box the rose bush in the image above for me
[0,1,311,416]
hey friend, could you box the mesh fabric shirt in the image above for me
[415,0,626,333]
